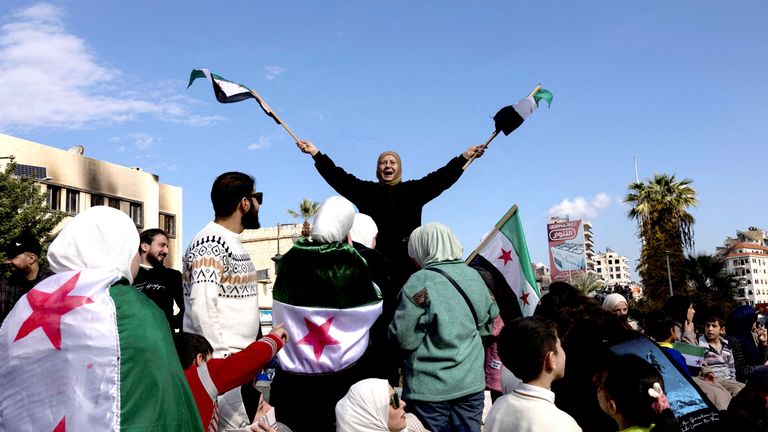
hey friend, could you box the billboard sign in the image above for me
[547,220,586,282]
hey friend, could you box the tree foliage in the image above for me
[624,173,698,301]
[287,198,320,237]
[0,162,65,266]
[684,253,738,323]
[571,271,605,295]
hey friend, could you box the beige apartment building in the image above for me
[0,134,183,269]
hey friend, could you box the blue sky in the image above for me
[1,1,766,279]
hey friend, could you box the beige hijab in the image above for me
[375,151,402,185]
[407,222,463,268]
[602,293,628,313]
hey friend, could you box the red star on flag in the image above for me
[498,248,513,266]
[695,358,702,366]
[297,316,340,361]
[53,417,66,432]
[14,272,93,350]
[520,291,530,306]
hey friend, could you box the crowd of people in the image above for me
[2,143,768,431]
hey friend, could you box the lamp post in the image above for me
[664,251,674,296]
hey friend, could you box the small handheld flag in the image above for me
[188,68,301,143]
[463,84,553,170]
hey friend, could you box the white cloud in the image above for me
[127,132,157,150]
[548,193,612,220]
[0,3,220,130]
[248,133,281,150]
[264,65,286,81]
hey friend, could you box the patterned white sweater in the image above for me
[183,221,259,357]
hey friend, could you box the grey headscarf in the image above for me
[407,222,463,268]
[310,196,355,243]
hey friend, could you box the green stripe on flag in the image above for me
[673,342,706,367]
[533,89,554,108]
[498,211,540,298]
[111,283,203,431]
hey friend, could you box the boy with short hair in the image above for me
[698,315,745,395]
[484,316,582,432]
[173,326,288,431]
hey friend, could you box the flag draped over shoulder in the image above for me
[469,206,540,317]
[272,239,382,374]
[188,68,280,124]
[493,88,553,136]
[0,269,202,431]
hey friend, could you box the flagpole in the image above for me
[249,89,302,143]
[462,84,542,171]
[465,205,519,264]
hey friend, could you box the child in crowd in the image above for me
[644,312,690,377]
[174,326,288,431]
[594,354,680,432]
[697,315,745,396]
[484,316,582,432]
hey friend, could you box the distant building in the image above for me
[721,241,768,307]
[0,134,183,269]
[593,248,632,288]
[723,227,768,249]
[547,216,596,282]
[240,223,302,326]
[532,262,551,293]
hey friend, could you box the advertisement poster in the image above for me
[547,219,586,282]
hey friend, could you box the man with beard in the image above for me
[183,172,262,358]
[134,228,184,332]
[0,231,53,325]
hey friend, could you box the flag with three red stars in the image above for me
[0,269,202,431]
[271,239,382,374]
[469,205,540,317]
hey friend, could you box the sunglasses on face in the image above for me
[249,192,263,205]
[389,392,400,409]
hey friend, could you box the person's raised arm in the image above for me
[412,144,485,204]
[297,140,367,203]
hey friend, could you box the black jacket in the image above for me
[313,151,467,287]
[133,266,184,331]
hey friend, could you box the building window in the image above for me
[160,213,176,238]
[47,186,61,210]
[91,194,105,207]
[129,202,143,227]
[65,189,79,214]
[108,197,121,209]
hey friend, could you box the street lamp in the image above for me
[664,250,674,296]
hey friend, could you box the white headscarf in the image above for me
[47,206,140,284]
[335,378,390,432]
[407,222,463,268]
[310,196,355,243]
[350,213,378,249]
[602,293,629,312]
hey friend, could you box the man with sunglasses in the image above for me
[183,172,263,358]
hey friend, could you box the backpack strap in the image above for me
[425,267,479,327]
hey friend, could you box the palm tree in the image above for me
[684,252,738,325]
[571,272,605,295]
[287,198,320,237]
[624,173,698,299]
